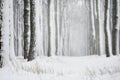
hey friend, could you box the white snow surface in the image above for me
[0,55,120,80]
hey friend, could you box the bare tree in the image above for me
[28,0,36,61]
[47,0,51,56]
[0,0,3,67]
[24,0,30,59]
[112,0,118,55]
[104,0,109,57]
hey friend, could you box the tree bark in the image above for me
[28,0,36,61]
[112,0,118,55]
[104,0,112,57]
[24,0,30,59]
[47,0,51,56]
[104,0,110,57]
[0,0,3,67]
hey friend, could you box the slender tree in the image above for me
[24,0,30,59]
[112,0,118,55]
[104,0,112,57]
[55,0,58,55]
[104,0,109,57]
[0,0,3,67]
[47,0,51,56]
[28,0,36,61]
[94,0,100,55]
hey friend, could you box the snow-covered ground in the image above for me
[0,55,120,80]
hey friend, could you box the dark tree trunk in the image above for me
[47,0,51,56]
[24,0,30,59]
[0,0,3,67]
[28,0,36,61]
[112,0,118,55]
[104,0,110,57]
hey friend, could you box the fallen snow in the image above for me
[0,55,120,80]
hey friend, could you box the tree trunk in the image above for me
[28,0,36,61]
[0,0,3,67]
[104,0,112,57]
[95,0,100,55]
[112,0,118,55]
[13,0,24,56]
[24,0,30,59]
[104,0,110,57]
[47,0,51,56]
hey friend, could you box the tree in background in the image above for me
[47,0,51,56]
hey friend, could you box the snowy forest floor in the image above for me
[0,55,120,80]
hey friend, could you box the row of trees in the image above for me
[90,0,120,57]
[104,0,119,57]
[0,0,120,67]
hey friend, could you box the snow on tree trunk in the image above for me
[54,0,58,55]
[55,0,64,56]
[2,0,11,66]
[13,0,24,56]
[35,0,43,56]
[24,0,30,59]
[107,0,113,56]
[49,0,56,56]
[9,0,19,69]
[57,0,63,56]
[94,0,100,55]
[42,0,49,56]
[62,0,70,56]
[1,0,17,68]
[90,0,96,40]
[98,0,105,55]
[37,0,44,56]
[58,0,70,56]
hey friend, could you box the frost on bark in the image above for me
[9,0,18,69]
[89,0,96,55]
[28,0,36,61]
[35,0,43,56]
[0,0,3,67]
[24,0,30,59]
[112,0,118,55]
[54,0,58,55]
[94,0,100,55]
[13,0,24,56]
[39,0,44,56]
[1,0,17,68]
[49,0,56,56]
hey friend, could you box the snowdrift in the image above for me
[21,55,120,80]
[0,55,120,80]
